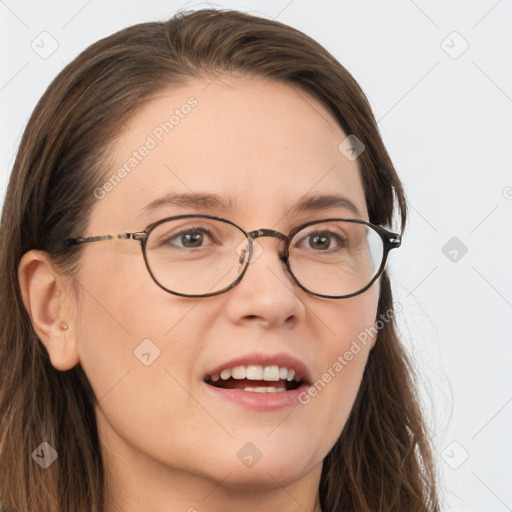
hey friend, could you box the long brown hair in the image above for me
[0,8,439,511]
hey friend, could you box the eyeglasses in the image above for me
[65,214,401,299]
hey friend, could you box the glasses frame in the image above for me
[65,214,401,299]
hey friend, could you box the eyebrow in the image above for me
[140,192,362,217]
[290,194,362,217]
[141,193,235,214]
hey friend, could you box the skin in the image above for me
[19,75,380,512]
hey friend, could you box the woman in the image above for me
[0,8,439,512]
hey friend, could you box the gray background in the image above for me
[1,1,511,510]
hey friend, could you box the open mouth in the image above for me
[204,365,304,393]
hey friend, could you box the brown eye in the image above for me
[296,230,347,252]
[175,231,204,247]
[157,226,217,250]
[308,232,335,251]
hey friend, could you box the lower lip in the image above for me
[202,381,310,411]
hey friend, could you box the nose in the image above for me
[223,231,305,329]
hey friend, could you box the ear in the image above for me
[18,250,80,371]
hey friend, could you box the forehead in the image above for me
[91,75,368,230]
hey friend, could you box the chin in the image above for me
[197,442,321,489]
[213,461,317,489]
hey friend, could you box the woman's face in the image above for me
[72,75,379,499]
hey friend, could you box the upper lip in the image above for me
[204,352,312,384]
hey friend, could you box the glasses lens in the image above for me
[145,217,250,296]
[288,220,384,297]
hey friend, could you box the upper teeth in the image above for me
[210,365,299,382]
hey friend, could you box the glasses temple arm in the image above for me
[65,232,146,246]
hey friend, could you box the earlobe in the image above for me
[18,250,80,371]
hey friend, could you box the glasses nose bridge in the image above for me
[247,228,288,243]
[245,228,289,264]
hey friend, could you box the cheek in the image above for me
[72,249,202,401]
[320,281,379,362]
[72,258,215,467]
[302,285,379,441]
